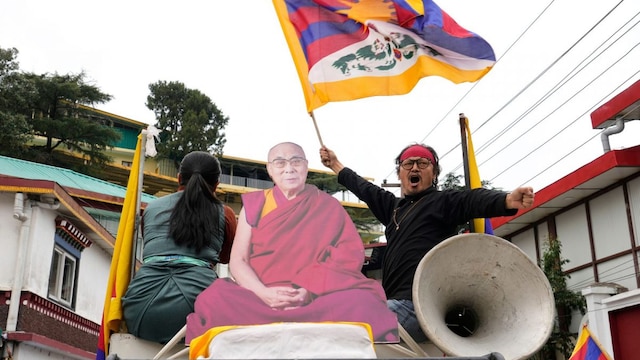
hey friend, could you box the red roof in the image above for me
[492,78,640,237]
[491,145,640,237]
[591,80,640,129]
[491,76,640,236]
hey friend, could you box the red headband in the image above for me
[400,145,435,164]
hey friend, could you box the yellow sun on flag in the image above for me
[336,0,396,24]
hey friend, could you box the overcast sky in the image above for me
[2,0,639,196]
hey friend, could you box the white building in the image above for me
[492,80,640,359]
[0,160,155,360]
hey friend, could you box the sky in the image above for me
[2,0,639,197]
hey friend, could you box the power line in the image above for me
[516,70,640,186]
[383,0,558,181]
[567,258,639,291]
[475,9,640,168]
[381,0,638,190]
[447,0,629,177]
[444,1,636,189]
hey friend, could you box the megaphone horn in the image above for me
[412,233,555,360]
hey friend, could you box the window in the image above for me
[122,160,133,167]
[49,217,89,309]
[48,245,77,307]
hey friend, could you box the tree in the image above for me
[25,71,121,169]
[439,171,500,191]
[439,171,500,233]
[307,172,379,233]
[535,236,586,359]
[307,172,348,194]
[146,80,229,169]
[0,47,33,157]
[0,112,33,158]
[0,47,19,76]
[0,46,122,169]
[440,172,465,191]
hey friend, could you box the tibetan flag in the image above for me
[272,0,496,112]
[464,117,493,234]
[96,134,144,360]
[569,325,612,360]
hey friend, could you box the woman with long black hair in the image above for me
[122,151,237,344]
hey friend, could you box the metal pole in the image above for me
[459,113,475,233]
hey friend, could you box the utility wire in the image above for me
[383,0,636,189]
[475,10,640,167]
[516,71,640,184]
[383,0,557,181]
[434,0,559,161]
[495,68,640,186]
[447,0,629,178]
[567,258,639,291]
[472,0,625,146]
[437,0,629,186]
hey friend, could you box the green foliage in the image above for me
[439,171,500,191]
[0,111,33,157]
[0,47,34,157]
[345,207,378,233]
[439,172,465,190]
[146,80,228,168]
[536,237,587,359]
[0,46,121,167]
[439,172,500,233]
[307,172,379,238]
[0,47,20,76]
[306,172,348,194]
[25,72,120,167]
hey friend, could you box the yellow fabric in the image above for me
[260,188,278,219]
[188,321,374,359]
[464,117,485,233]
[272,0,493,113]
[569,325,613,360]
[101,134,143,354]
[272,0,322,112]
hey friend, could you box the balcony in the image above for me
[220,174,273,189]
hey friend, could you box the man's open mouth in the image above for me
[410,175,420,185]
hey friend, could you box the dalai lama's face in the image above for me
[267,142,309,199]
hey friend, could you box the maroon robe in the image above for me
[186,185,398,343]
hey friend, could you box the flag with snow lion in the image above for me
[272,0,496,112]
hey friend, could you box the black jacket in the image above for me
[338,167,517,301]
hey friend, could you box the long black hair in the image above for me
[169,151,222,253]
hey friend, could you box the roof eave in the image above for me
[492,145,640,237]
[0,177,117,253]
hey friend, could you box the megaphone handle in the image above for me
[397,322,430,357]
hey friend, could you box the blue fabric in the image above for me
[387,299,427,343]
[485,218,494,235]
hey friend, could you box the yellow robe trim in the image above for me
[260,188,278,219]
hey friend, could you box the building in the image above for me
[50,104,383,241]
[0,158,155,360]
[492,80,640,359]
[0,103,383,359]
[0,156,383,359]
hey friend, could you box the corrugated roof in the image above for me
[0,155,156,203]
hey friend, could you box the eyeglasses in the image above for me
[269,157,307,168]
[400,158,431,170]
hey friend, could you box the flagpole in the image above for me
[130,131,147,282]
[309,111,325,147]
[459,113,475,233]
